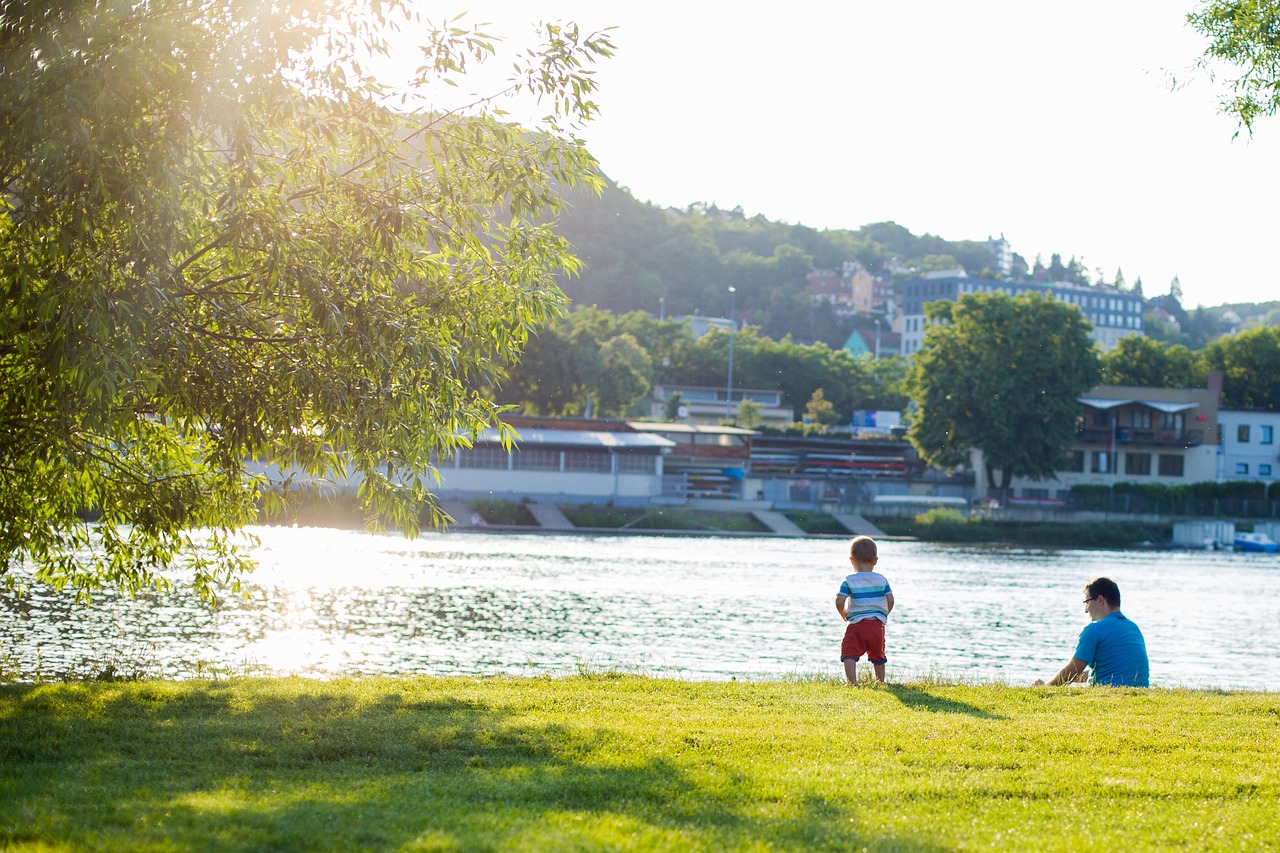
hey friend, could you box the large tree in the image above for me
[1100,335,1205,388]
[906,291,1101,495]
[1202,325,1280,409]
[1,0,612,601]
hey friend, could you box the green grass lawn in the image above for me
[2,675,1277,851]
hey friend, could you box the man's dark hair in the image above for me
[1085,577,1121,608]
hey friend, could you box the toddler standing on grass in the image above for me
[835,535,894,684]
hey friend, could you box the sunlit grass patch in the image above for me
[2,676,1278,850]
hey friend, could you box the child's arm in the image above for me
[885,592,895,615]
[835,594,848,621]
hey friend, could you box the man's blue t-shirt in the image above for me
[1073,611,1149,687]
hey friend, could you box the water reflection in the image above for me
[3,527,1278,689]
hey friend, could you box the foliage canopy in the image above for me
[1190,0,1280,134]
[0,0,613,601]
[906,291,1101,493]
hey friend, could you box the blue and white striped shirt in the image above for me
[838,571,893,624]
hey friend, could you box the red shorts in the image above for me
[841,619,887,665]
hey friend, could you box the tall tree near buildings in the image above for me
[594,333,653,417]
[805,388,839,429]
[0,0,613,601]
[905,292,1101,497]
[734,398,763,429]
[1100,336,1205,388]
[1202,326,1280,409]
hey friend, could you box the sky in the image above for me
[388,2,1280,309]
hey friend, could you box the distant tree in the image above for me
[595,334,653,417]
[1114,268,1127,291]
[1132,275,1144,296]
[1010,253,1030,279]
[1202,326,1280,409]
[1101,336,1205,388]
[1048,253,1068,281]
[1065,256,1090,285]
[805,388,840,427]
[663,392,685,421]
[1170,276,1184,303]
[906,291,1101,496]
[920,254,961,272]
[735,398,763,429]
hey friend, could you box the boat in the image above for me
[1233,531,1279,553]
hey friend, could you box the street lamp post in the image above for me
[725,286,736,419]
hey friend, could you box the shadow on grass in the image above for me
[886,684,1008,719]
[0,682,954,851]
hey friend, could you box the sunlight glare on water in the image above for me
[3,527,1278,689]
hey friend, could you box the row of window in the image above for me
[1062,450,1185,477]
[1236,463,1275,477]
[448,446,658,474]
[1234,424,1275,444]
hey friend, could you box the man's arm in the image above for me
[1035,657,1088,686]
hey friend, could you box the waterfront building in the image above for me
[1217,409,1280,483]
[999,381,1221,501]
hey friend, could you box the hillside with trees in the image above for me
[554,180,1275,353]
[553,181,1009,347]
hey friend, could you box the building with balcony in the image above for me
[1002,381,1221,500]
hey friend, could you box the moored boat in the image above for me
[1233,531,1279,553]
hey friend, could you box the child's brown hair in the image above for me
[849,535,878,563]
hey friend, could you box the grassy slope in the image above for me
[1,676,1277,851]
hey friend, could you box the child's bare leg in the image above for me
[873,663,886,682]
[843,659,858,684]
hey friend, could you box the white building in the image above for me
[1217,409,1280,483]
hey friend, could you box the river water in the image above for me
[3,527,1278,689]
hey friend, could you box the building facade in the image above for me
[900,274,1144,355]
[1003,383,1221,500]
[1217,409,1280,483]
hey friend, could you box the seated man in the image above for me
[1035,576,1149,687]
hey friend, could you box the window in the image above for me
[1127,411,1152,429]
[1262,426,1274,445]
[1091,451,1111,474]
[456,446,510,470]
[1022,488,1050,499]
[1262,464,1273,477]
[511,449,561,471]
[1158,454,1185,477]
[564,451,612,473]
[1238,424,1251,443]
[616,453,656,474]
[1236,463,1250,476]
[1062,450,1085,473]
[1125,453,1151,476]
